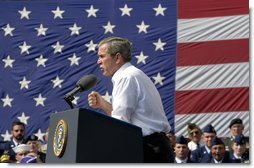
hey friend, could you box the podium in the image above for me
[46,108,143,163]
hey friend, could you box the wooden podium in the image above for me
[46,108,143,163]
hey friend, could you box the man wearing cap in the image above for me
[187,123,203,151]
[222,118,249,153]
[12,144,31,163]
[230,135,249,163]
[209,137,233,163]
[190,124,217,163]
[174,136,194,163]
[25,135,45,163]
[0,121,26,162]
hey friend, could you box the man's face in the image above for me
[15,151,29,162]
[12,125,25,141]
[97,44,118,77]
[202,132,216,148]
[189,128,202,143]
[174,144,189,160]
[230,124,244,136]
[211,144,225,161]
[232,142,246,156]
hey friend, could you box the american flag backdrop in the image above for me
[0,0,249,143]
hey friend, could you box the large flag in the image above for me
[0,0,249,142]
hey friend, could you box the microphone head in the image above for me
[77,74,98,92]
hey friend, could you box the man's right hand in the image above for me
[87,91,113,116]
[88,91,102,109]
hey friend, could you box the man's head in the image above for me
[174,136,189,160]
[97,37,132,76]
[232,134,247,157]
[25,135,40,153]
[187,123,202,143]
[11,121,25,142]
[229,118,244,136]
[202,124,217,148]
[211,137,226,162]
[12,144,31,162]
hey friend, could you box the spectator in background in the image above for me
[25,135,46,163]
[40,128,49,154]
[166,130,176,152]
[12,144,31,163]
[209,137,233,163]
[174,136,194,163]
[0,121,26,162]
[230,134,249,163]
[187,123,203,151]
[223,118,248,153]
[190,124,216,163]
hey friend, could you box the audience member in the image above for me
[209,137,233,163]
[222,118,248,153]
[187,123,203,151]
[25,135,46,163]
[230,134,249,163]
[0,121,26,161]
[12,144,31,163]
[190,124,216,163]
[40,128,49,154]
[174,136,194,163]
[166,130,176,152]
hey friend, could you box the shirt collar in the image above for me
[112,62,132,84]
[175,157,188,163]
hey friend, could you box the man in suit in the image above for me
[190,124,216,163]
[0,121,26,162]
[174,136,194,163]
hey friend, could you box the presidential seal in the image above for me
[53,119,68,157]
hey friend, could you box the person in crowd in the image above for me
[230,134,249,163]
[0,121,26,161]
[0,150,12,163]
[166,130,176,152]
[40,128,49,154]
[187,123,203,151]
[222,118,248,153]
[25,135,46,163]
[87,36,173,162]
[190,124,217,163]
[12,144,31,163]
[209,137,233,163]
[174,136,194,163]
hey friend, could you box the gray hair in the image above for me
[98,36,132,62]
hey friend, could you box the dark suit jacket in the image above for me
[190,146,212,163]
[0,138,25,161]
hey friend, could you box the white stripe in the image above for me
[175,111,249,137]
[176,62,249,91]
[178,15,249,43]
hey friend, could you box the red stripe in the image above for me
[177,39,249,66]
[178,0,249,19]
[175,87,249,114]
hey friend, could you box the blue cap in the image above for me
[175,136,188,145]
[234,135,246,145]
[229,118,243,128]
[202,124,216,134]
[211,137,224,146]
[20,155,37,163]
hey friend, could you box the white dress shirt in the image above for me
[111,63,171,136]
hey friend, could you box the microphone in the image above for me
[64,74,98,107]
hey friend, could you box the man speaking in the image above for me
[87,36,174,163]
